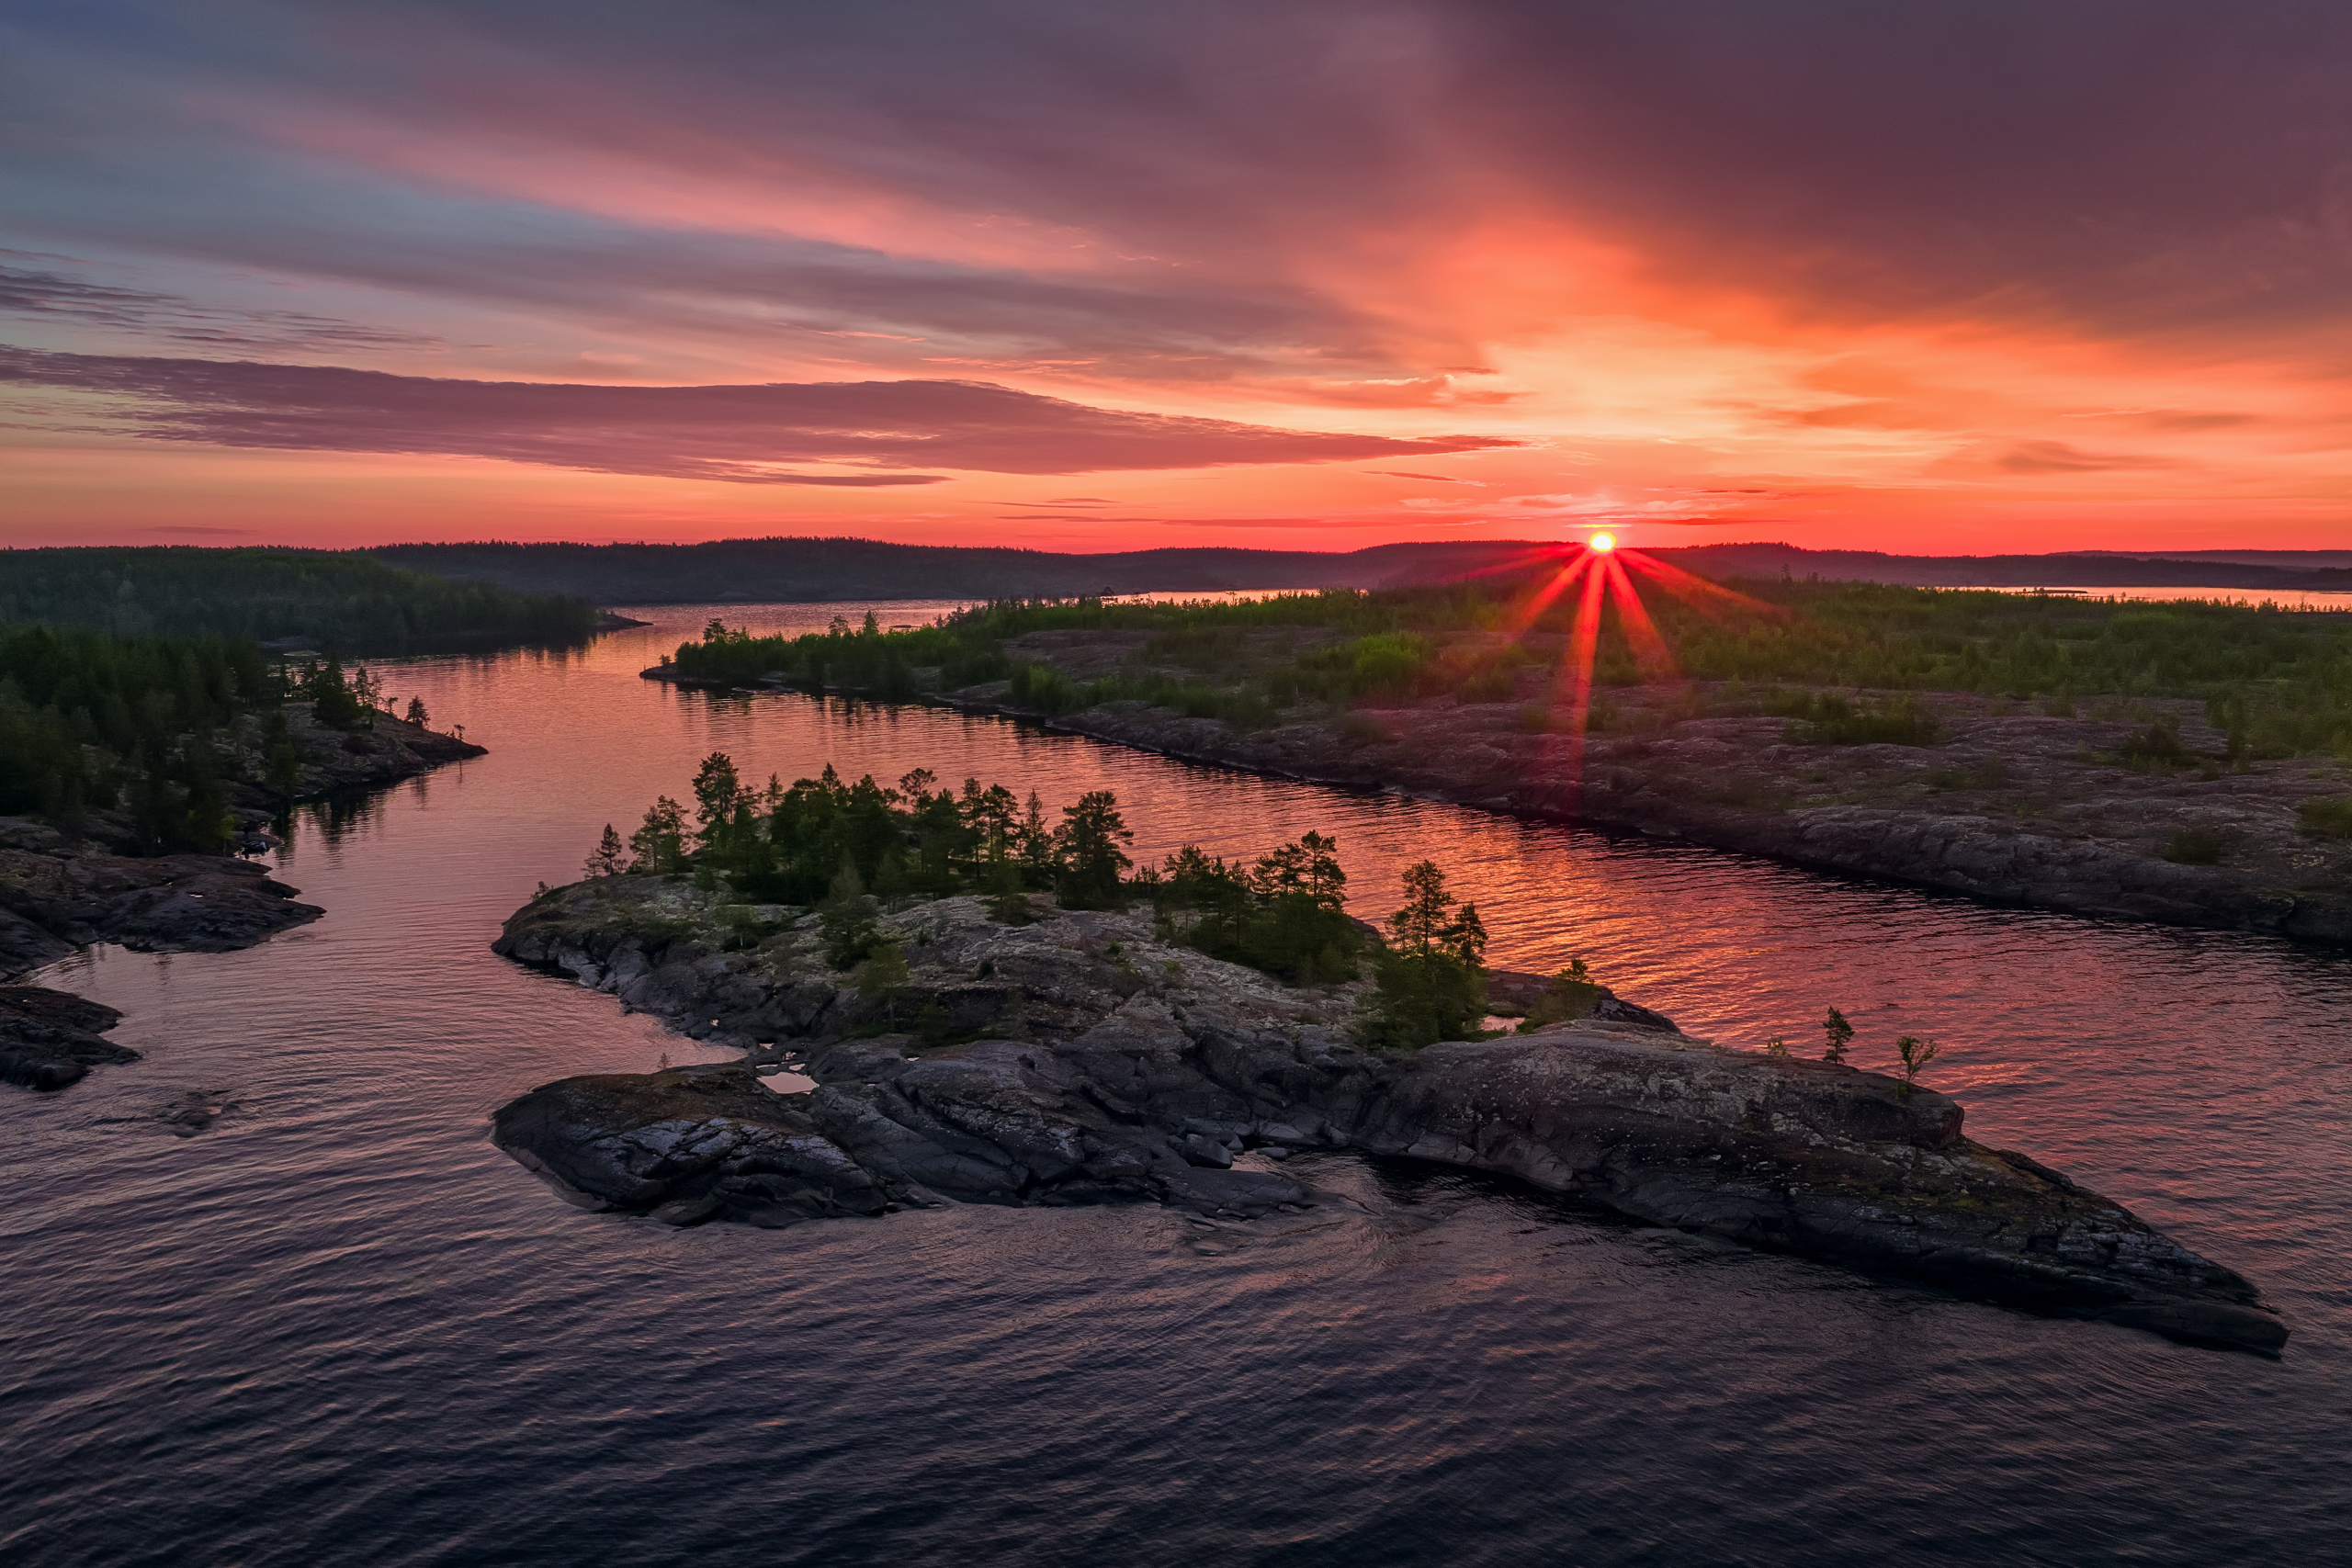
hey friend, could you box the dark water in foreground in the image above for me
[6,604,2349,1567]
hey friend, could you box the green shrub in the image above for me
[2120,716,2199,770]
[2297,795,2352,839]
[1009,663,1097,714]
[1347,632,1429,697]
[1516,961,1600,1031]
[1776,691,1940,746]
[2163,827,2226,864]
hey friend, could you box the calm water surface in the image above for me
[5,603,2348,1567]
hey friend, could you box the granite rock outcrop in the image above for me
[492,879,2287,1350]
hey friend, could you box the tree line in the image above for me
[0,623,266,840]
[0,624,447,852]
[587,750,1951,1081]
[586,750,1513,1050]
[0,546,601,651]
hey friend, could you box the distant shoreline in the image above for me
[644,656,2352,947]
[378,536,2352,607]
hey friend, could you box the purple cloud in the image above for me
[0,347,1519,482]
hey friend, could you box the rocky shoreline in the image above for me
[489,874,2289,1351]
[0,711,486,1090]
[0,824,320,1089]
[646,642,2352,943]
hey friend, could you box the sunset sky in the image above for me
[4,1,2348,554]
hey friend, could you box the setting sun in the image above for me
[1588,532,1616,553]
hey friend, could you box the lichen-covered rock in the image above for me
[492,1066,893,1227]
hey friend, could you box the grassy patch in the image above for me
[2297,795,2352,839]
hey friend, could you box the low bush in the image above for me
[1771,691,1941,746]
[2297,795,2352,839]
[1516,962,1600,1032]
[2119,716,2199,771]
[2163,827,2226,865]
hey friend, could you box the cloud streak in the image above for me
[0,255,441,354]
[0,347,1518,482]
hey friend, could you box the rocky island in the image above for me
[491,868,2290,1352]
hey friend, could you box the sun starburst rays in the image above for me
[1487,536,1766,808]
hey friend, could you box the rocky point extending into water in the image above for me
[0,817,323,1089]
[491,874,2289,1351]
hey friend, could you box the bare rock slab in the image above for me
[489,884,2285,1350]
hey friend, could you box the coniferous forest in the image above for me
[0,547,601,650]
[0,627,434,852]
[592,752,1510,1050]
[0,547,600,851]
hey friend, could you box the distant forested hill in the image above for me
[0,547,601,650]
[370,536,2352,606]
[368,537,1555,604]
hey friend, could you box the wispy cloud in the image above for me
[0,254,440,354]
[0,347,1520,482]
[1992,440,2181,475]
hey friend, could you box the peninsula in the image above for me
[650,578,2352,942]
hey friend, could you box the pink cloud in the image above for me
[0,348,1520,483]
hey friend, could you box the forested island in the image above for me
[0,546,606,650]
[491,751,2288,1351]
[647,572,2352,941]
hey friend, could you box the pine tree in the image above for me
[1389,860,1455,955]
[628,796,687,874]
[986,858,1034,925]
[405,695,429,727]
[584,824,628,877]
[1054,790,1133,908]
[690,751,745,855]
[1298,830,1346,908]
[819,862,882,968]
[1018,789,1057,883]
[1363,861,1488,1052]
[859,941,910,1027]
[310,656,362,730]
[1822,1006,1856,1064]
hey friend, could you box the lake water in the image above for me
[6,603,2349,1567]
[1987,585,2352,612]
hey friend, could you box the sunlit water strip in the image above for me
[1984,584,2352,611]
